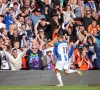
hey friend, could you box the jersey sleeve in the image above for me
[53,43,58,56]
[68,46,74,58]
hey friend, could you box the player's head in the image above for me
[57,34,63,41]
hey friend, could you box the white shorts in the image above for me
[55,61,70,70]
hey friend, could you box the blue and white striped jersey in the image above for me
[54,41,69,62]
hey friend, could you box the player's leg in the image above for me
[64,68,82,76]
[63,62,83,76]
[55,69,63,86]
[55,61,64,86]
[64,62,71,74]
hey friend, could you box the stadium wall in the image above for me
[0,70,100,86]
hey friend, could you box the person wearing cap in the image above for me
[36,0,52,16]
[30,8,45,26]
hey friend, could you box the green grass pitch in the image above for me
[0,86,100,90]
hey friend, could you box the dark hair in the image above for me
[0,36,3,40]
[9,7,14,11]
[54,25,59,30]
[21,7,28,13]
[87,36,93,42]
[41,18,46,21]
[12,48,17,52]
[0,28,5,34]
[65,5,71,11]
[14,40,19,44]
[0,15,4,18]
[55,8,61,12]
[83,45,89,49]
[13,2,18,6]
[21,23,26,27]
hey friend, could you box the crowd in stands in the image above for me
[0,0,100,70]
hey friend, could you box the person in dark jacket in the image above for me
[36,0,52,17]
[27,43,43,70]
[7,28,24,48]
[82,10,93,31]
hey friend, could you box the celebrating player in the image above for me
[54,34,82,86]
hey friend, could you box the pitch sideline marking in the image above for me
[0,87,98,90]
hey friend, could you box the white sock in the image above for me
[68,69,77,74]
[56,73,63,85]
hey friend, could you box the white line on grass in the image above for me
[0,88,99,90]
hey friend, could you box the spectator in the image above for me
[0,0,99,71]
[36,0,52,16]
[85,36,98,69]
[24,0,30,8]
[84,0,96,12]
[7,28,24,48]
[34,18,51,39]
[0,41,10,70]
[43,49,56,70]
[88,20,99,34]
[77,49,91,70]
[13,2,20,17]
[27,42,43,70]
[0,15,5,29]
[2,41,28,70]
[82,10,93,31]
[0,0,4,14]
[3,7,14,30]
[30,8,45,26]
[73,0,84,21]
[63,5,76,24]
[92,27,98,37]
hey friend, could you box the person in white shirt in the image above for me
[3,47,28,70]
[2,35,28,70]
[0,42,10,70]
[0,15,6,29]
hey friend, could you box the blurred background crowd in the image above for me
[0,0,100,70]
